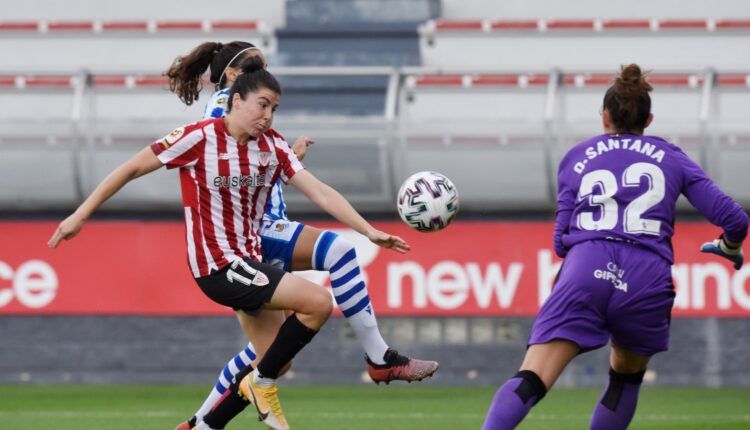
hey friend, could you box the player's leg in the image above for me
[482,339,579,430]
[484,241,614,430]
[290,225,439,382]
[236,269,333,430]
[179,337,256,428]
[589,244,673,430]
[194,258,330,430]
[198,310,286,430]
[589,344,650,430]
[177,219,291,430]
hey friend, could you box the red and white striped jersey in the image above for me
[150,118,304,278]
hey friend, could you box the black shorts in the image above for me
[195,258,286,316]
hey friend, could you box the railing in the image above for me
[1,67,749,211]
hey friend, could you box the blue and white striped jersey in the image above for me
[203,88,289,221]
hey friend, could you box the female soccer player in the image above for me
[48,56,410,430]
[482,64,748,430]
[165,41,438,429]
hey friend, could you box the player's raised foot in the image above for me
[173,416,196,430]
[238,370,289,430]
[366,349,439,384]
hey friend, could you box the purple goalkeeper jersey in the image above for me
[554,133,749,263]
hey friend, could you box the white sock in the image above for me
[254,371,276,388]
[195,421,217,430]
[348,311,389,364]
[313,231,389,364]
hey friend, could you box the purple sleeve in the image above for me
[677,148,749,243]
[553,158,576,258]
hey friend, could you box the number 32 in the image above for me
[577,162,665,235]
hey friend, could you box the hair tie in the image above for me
[218,47,262,86]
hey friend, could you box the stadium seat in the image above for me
[440,0,750,20]
[399,73,552,210]
[0,20,276,72]
[419,18,750,70]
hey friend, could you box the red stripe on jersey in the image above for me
[237,141,254,256]
[189,206,209,276]
[273,137,298,181]
[179,168,198,207]
[194,136,229,271]
[248,136,273,259]
[169,143,203,168]
[215,125,243,258]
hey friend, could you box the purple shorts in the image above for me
[529,240,675,356]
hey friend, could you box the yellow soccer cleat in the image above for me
[239,370,290,430]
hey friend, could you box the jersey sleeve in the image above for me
[676,147,749,243]
[553,152,577,258]
[150,123,204,169]
[202,90,230,120]
[272,136,304,184]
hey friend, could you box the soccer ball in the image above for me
[397,171,459,232]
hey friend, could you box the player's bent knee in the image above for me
[610,348,650,374]
[303,284,333,323]
[331,235,355,256]
[611,361,648,374]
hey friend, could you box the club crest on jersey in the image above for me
[259,152,272,167]
[275,222,288,232]
[215,95,228,108]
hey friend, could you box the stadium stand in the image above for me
[419,18,750,70]
[441,0,750,20]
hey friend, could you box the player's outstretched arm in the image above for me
[48,147,163,248]
[288,170,410,254]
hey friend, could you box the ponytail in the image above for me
[165,41,260,106]
[165,42,222,106]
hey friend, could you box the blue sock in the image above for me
[483,370,547,430]
[194,342,256,423]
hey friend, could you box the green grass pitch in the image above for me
[2,385,749,429]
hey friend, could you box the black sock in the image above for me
[257,313,317,379]
[600,368,645,411]
[202,364,254,429]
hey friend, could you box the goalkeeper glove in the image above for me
[700,236,744,270]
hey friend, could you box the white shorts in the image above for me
[259,217,305,271]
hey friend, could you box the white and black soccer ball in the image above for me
[397,171,459,232]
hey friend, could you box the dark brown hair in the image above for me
[226,56,282,113]
[602,64,653,134]
[164,41,258,106]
